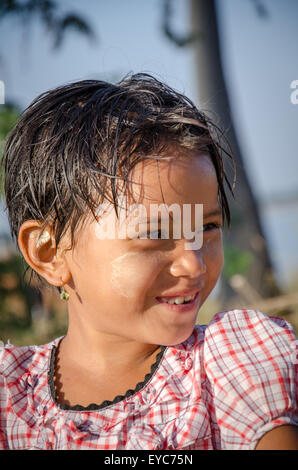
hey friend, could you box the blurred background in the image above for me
[0,0,297,346]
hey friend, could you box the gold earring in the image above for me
[59,286,69,301]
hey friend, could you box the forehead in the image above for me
[126,147,219,208]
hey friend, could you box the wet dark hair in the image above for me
[2,73,235,285]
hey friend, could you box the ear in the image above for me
[17,220,72,287]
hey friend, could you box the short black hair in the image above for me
[2,73,235,284]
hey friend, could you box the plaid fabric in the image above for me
[0,309,297,450]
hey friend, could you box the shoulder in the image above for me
[202,308,297,367]
[0,337,61,382]
[189,308,297,368]
[176,307,297,369]
[198,308,298,449]
[0,337,62,449]
[206,307,296,335]
[201,308,297,394]
[0,337,61,423]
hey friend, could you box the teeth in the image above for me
[174,297,185,305]
[160,294,196,305]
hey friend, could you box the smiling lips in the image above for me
[156,291,200,310]
[158,293,197,305]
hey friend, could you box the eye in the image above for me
[203,222,222,232]
[150,229,165,239]
[138,228,165,239]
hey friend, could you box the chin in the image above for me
[158,324,196,347]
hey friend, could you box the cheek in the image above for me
[110,251,163,299]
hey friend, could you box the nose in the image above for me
[168,243,206,279]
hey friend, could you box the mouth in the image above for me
[155,291,200,312]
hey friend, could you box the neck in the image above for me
[60,309,160,373]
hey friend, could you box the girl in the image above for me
[0,74,297,450]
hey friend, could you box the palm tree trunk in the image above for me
[190,0,281,305]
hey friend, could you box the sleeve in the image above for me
[0,341,9,450]
[203,309,298,450]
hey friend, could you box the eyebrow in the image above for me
[203,208,223,218]
[141,214,175,224]
[136,207,222,224]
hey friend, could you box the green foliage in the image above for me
[0,253,32,330]
[0,103,21,195]
[0,103,20,141]
[222,242,253,280]
[0,252,68,346]
[222,205,254,280]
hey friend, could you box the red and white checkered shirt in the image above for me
[0,309,297,450]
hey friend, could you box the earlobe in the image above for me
[18,220,71,287]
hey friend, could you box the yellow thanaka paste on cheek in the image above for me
[110,251,163,298]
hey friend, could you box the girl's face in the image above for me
[65,147,224,346]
